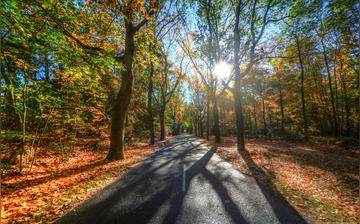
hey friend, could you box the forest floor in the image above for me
[1,138,169,223]
[209,136,359,223]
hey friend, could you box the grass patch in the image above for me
[280,184,349,223]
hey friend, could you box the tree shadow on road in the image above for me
[161,148,247,224]
[58,138,247,224]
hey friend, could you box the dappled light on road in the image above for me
[59,136,305,224]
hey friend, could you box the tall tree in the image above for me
[107,1,162,160]
[232,0,288,150]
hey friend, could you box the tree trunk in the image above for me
[279,88,285,133]
[3,61,26,165]
[213,94,221,143]
[333,49,340,134]
[340,80,345,134]
[253,98,258,135]
[295,36,309,138]
[199,114,204,137]
[268,109,273,130]
[321,40,338,136]
[107,24,135,161]
[340,61,351,135]
[357,62,360,141]
[172,108,177,135]
[206,91,210,140]
[20,70,27,173]
[261,96,267,134]
[159,106,165,141]
[147,61,155,145]
[233,3,245,151]
[194,115,198,136]
[247,109,253,133]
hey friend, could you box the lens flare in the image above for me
[214,61,232,80]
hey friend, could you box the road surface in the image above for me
[58,135,307,224]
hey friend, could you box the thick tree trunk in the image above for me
[295,36,309,138]
[108,79,133,160]
[233,3,245,151]
[107,24,135,161]
[213,94,221,143]
[234,75,245,148]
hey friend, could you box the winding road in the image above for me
[58,135,307,224]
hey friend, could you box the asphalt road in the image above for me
[58,135,308,224]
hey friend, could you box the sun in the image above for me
[213,61,232,80]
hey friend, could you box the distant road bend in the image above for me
[58,135,307,224]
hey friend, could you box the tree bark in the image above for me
[233,2,245,151]
[107,24,135,161]
[20,69,27,173]
[206,91,210,140]
[159,106,165,141]
[340,61,351,135]
[213,94,221,143]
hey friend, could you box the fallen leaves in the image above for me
[212,137,359,224]
[1,141,164,223]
